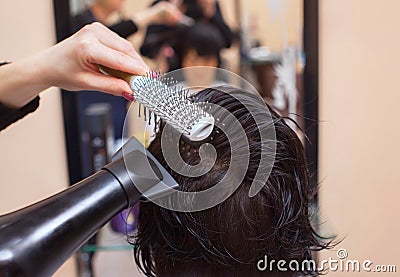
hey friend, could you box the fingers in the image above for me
[77,23,149,76]
[153,1,183,25]
[170,0,183,6]
[165,2,184,24]
[165,4,184,24]
[79,72,133,96]
[88,22,137,59]
[57,22,153,95]
[79,36,148,76]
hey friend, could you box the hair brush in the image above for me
[99,65,214,142]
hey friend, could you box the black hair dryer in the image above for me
[0,137,178,277]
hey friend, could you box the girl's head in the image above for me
[132,87,332,276]
[181,22,224,68]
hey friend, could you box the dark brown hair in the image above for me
[181,22,224,58]
[130,87,333,276]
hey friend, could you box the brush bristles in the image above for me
[132,72,211,136]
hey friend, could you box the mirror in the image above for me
[64,0,308,135]
[53,1,318,276]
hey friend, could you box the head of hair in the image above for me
[130,87,333,277]
[181,22,224,61]
[182,0,211,19]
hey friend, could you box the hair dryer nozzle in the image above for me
[0,137,178,276]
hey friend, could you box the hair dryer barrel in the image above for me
[0,137,178,277]
[0,168,134,277]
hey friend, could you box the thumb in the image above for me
[80,72,133,96]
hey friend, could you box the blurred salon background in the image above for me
[1,0,399,276]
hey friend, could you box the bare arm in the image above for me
[0,22,149,108]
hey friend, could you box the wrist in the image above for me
[132,9,154,29]
[32,43,71,89]
[0,55,49,108]
[25,51,53,88]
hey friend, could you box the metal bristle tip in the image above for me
[131,72,214,141]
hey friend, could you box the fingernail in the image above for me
[150,69,158,79]
[122,92,134,101]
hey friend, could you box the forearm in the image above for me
[0,22,149,109]
[131,1,183,29]
[131,11,154,30]
[0,53,50,108]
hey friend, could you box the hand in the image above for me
[197,0,217,19]
[154,45,175,73]
[145,1,184,26]
[41,22,149,96]
[0,23,148,108]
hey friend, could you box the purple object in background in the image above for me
[110,203,140,234]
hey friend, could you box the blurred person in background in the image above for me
[72,0,184,38]
[177,21,227,92]
[140,0,233,72]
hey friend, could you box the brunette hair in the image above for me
[130,87,333,276]
[181,22,224,58]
